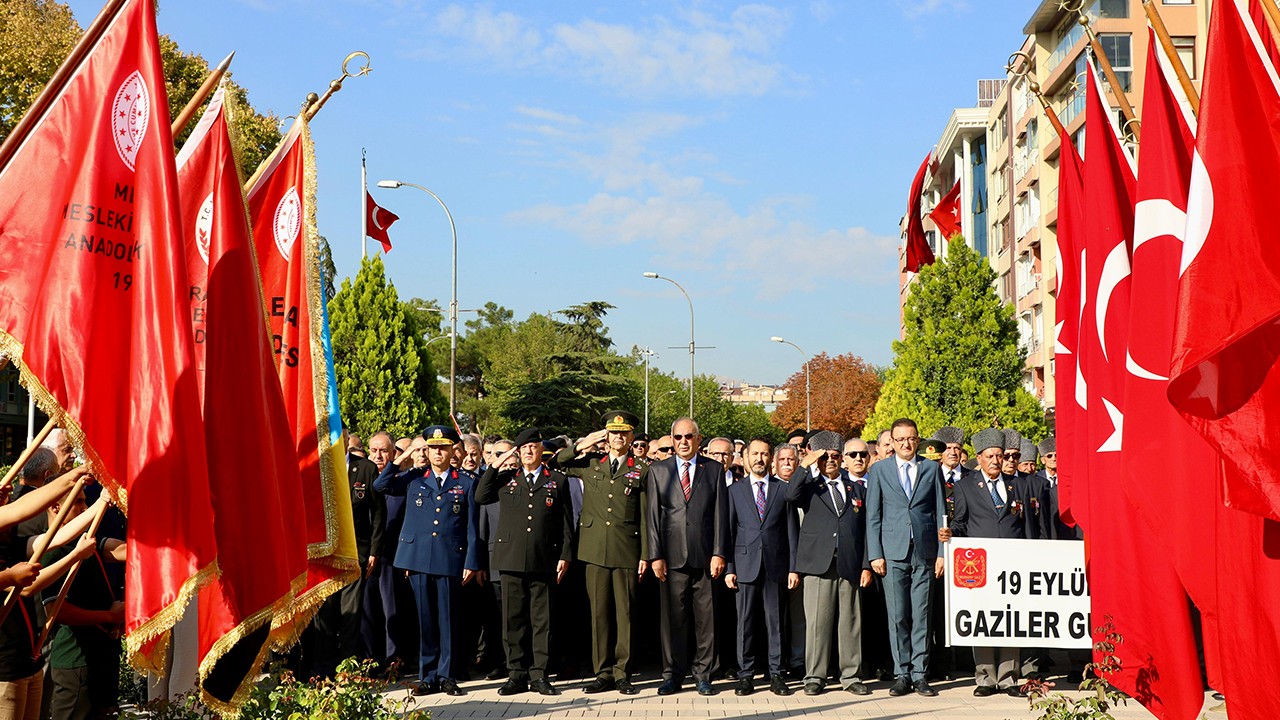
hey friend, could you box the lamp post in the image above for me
[378,180,459,420]
[640,348,657,434]
[771,336,810,431]
[643,272,696,418]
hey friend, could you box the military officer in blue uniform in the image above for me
[477,427,576,696]
[373,426,481,696]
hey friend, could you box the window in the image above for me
[1098,0,1129,18]
[1098,33,1133,92]
[1172,36,1197,79]
[1163,0,1193,5]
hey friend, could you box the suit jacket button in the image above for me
[608,494,613,498]
[528,516,533,520]
[528,504,534,509]
[527,528,532,532]
[436,508,441,513]
[607,508,612,513]
[432,532,438,537]
[434,520,439,525]
[606,521,611,526]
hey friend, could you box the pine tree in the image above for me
[328,256,440,438]
[865,237,1046,441]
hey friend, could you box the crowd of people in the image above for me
[323,410,1077,702]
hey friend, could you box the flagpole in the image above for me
[0,419,56,496]
[302,51,372,122]
[1142,0,1200,116]
[1007,52,1069,138]
[0,0,127,174]
[1077,13,1141,141]
[0,476,87,625]
[1259,0,1280,47]
[361,150,368,259]
[36,499,110,650]
[171,51,235,137]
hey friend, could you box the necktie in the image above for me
[755,481,767,520]
[525,472,535,488]
[611,458,619,474]
[899,462,913,497]
[829,480,843,514]
[989,478,1004,509]
[1049,475,1057,488]
[948,470,957,485]
[680,462,692,501]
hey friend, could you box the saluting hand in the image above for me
[576,430,608,453]
[493,446,519,469]
[800,449,826,470]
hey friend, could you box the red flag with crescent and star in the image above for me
[365,191,399,253]
[0,0,216,672]
[903,152,935,273]
[175,86,308,711]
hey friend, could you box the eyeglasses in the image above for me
[672,433,696,441]
[707,451,731,458]
[632,441,647,448]
[657,446,673,453]
[822,451,841,460]
[844,451,870,459]
[892,436,919,444]
[1005,453,1021,460]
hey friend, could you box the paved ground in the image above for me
[382,674,1228,719]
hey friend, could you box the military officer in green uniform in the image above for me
[477,427,576,696]
[555,410,650,695]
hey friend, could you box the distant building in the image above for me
[720,382,789,412]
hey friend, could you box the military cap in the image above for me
[973,428,1005,454]
[787,428,808,443]
[1020,438,1038,463]
[541,440,557,457]
[932,426,966,446]
[920,438,946,461]
[1002,428,1022,451]
[1038,437,1057,455]
[422,425,461,447]
[804,430,841,452]
[602,410,640,432]
[513,427,544,448]
[633,432,650,443]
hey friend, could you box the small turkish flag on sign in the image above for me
[366,191,398,252]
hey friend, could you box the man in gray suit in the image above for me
[866,418,946,698]
[647,417,728,696]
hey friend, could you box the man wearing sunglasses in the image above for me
[845,437,894,685]
[648,436,674,462]
[866,418,947,698]
[647,417,728,697]
[631,434,649,462]
[554,411,649,695]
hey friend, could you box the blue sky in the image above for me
[72,0,1032,384]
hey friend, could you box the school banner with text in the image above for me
[946,538,1091,649]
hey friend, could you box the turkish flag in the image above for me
[1050,125,1086,530]
[927,180,961,241]
[244,118,358,642]
[366,191,398,253]
[0,0,215,671]
[1076,63,1203,720]
[1169,0,1280,522]
[175,87,309,710]
[903,153,935,272]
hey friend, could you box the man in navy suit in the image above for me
[373,426,481,696]
[944,428,1030,697]
[724,438,798,696]
[866,418,946,698]
[647,417,728,696]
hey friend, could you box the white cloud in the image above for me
[516,105,584,125]
[416,3,797,98]
[895,0,970,20]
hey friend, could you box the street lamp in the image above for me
[378,179,460,420]
[771,336,810,431]
[644,272,696,418]
[640,348,657,434]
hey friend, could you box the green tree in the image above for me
[328,256,441,438]
[865,237,1046,442]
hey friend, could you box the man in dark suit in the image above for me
[788,433,874,696]
[555,411,649,695]
[647,417,728,697]
[866,418,946,698]
[476,439,514,680]
[373,426,481,696]
[477,428,575,696]
[360,431,406,671]
[725,437,797,696]
[927,426,968,682]
[943,428,1030,697]
[1035,437,1088,681]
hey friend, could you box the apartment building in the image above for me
[901,0,1207,426]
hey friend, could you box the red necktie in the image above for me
[680,462,692,501]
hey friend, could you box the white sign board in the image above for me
[945,537,1091,649]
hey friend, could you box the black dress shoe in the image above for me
[657,678,681,696]
[440,678,466,696]
[803,682,823,696]
[583,678,614,694]
[485,667,507,681]
[770,676,791,696]
[412,680,438,696]
[915,680,938,697]
[973,685,996,697]
[1212,691,1225,701]
[697,680,717,696]
[877,669,896,682]
[888,677,911,696]
[721,668,740,681]
[531,679,560,696]
[1006,685,1027,698]
[846,681,871,696]
[617,679,638,695]
[497,679,528,696]
[734,678,754,696]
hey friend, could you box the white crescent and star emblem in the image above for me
[371,206,386,231]
[111,70,149,170]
